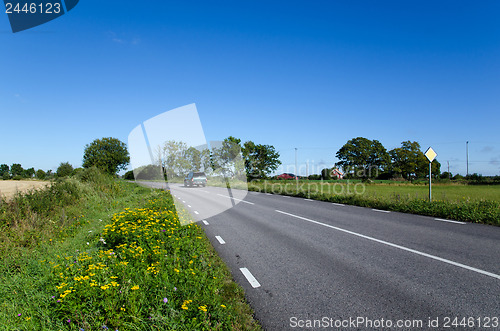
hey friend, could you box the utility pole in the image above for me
[295,148,298,191]
[466,141,469,177]
[447,161,450,179]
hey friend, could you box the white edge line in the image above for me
[215,236,225,244]
[332,203,344,206]
[194,211,199,215]
[435,218,466,225]
[202,220,209,225]
[240,267,261,288]
[275,209,500,281]
[304,199,314,201]
[187,205,192,208]
[265,193,272,196]
[372,209,390,213]
[216,194,255,205]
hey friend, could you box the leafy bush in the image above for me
[56,162,74,178]
[123,170,135,180]
[35,169,46,179]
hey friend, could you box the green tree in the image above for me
[211,137,246,178]
[36,169,46,179]
[335,137,390,178]
[321,168,332,180]
[123,170,135,180]
[45,169,54,179]
[23,167,35,178]
[0,164,9,179]
[185,147,202,172]
[83,137,130,175]
[389,141,441,180]
[134,164,163,180]
[57,162,74,178]
[242,140,281,179]
[160,140,190,179]
[10,163,24,177]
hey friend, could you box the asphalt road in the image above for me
[137,181,500,330]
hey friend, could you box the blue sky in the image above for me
[1,0,499,176]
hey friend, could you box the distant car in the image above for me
[184,171,207,187]
[277,173,297,180]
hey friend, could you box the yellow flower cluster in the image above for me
[181,299,193,310]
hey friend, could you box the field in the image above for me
[254,181,500,203]
[247,180,500,225]
[0,180,50,200]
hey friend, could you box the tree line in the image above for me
[1,137,130,180]
[333,137,440,180]
[125,136,281,181]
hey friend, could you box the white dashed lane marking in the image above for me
[435,218,466,225]
[215,236,226,244]
[240,268,261,288]
[372,209,390,213]
[275,209,500,281]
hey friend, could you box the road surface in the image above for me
[137,181,500,330]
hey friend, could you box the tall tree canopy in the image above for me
[10,163,24,177]
[335,137,390,178]
[83,137,130,175]
[389,141,441,179]
[0,164,9,178]
[242,140,281,179]
[56,162,74,178]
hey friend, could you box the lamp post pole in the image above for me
[295,148,298,191]
[466,141,469,177]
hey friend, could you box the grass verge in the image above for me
[0,170,260,330]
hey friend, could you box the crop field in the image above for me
[0,180,50,201]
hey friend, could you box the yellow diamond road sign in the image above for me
[425,147,437,162]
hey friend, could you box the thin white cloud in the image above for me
[107,31,140,45]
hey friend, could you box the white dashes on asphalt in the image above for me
[215,236,226,244]
[240,268,261,288]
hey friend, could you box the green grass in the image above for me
[0,170,260,330]
[247,180,500,225]
[255,180,500,203]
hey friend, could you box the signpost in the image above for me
[424,147,437,201]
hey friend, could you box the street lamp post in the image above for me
[295,148,298,191]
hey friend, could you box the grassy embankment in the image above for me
[0,168,260,330]
[246,180,500,226]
